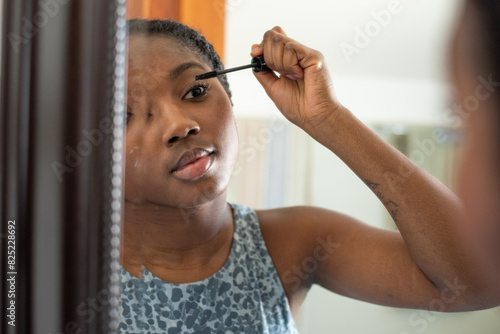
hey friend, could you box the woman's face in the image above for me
[125,35,238,208]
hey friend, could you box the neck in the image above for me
[121,194,234,276]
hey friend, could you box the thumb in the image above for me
[252,69,279,97]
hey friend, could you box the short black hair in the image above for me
[127,19,232,103]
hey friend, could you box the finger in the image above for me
[251,27,287,57]
[285,41,325,76]
[261,29,279,70]
[282,42,304,79]
[251,43,262,57]
[265,37,305,79]
[252,69,279,97]
[271,26,287,36]
[251,27,307,79]
[269,34,287,73]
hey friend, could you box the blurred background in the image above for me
[125,0,500,333]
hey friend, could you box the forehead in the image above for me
[128,35,204,70]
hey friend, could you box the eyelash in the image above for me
[183,83,209,100]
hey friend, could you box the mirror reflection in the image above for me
[119,1,500,333]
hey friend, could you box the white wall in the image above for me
[226,0,462,80]
[226,0,463,121]
[225,1,500,333]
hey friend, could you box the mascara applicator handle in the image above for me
[251,55,271,72]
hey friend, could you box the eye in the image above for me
[183,83,208,100]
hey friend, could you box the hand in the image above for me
[250,27,343,132]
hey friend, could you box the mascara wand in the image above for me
[195,55,270,80]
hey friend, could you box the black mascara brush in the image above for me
[195,55,270,80]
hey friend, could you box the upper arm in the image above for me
[276,206,447,309]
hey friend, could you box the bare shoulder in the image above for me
[254,205,354,313]
[255,205,363,252]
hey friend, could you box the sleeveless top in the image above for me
[119,203,299,334]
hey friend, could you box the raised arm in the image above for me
[251,27,494,310]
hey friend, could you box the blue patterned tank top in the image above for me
[119,203,298,334]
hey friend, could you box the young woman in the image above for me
[119,16,492,333]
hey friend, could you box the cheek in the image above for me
[214,99,239,166]
[124,153,169,202]
[123,133,164,200]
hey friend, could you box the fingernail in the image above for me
[286,74,300,80]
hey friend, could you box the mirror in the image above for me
[119,0,500,333]
[5,0,498,333]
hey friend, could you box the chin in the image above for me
[139,175,228,209]
[177,182,229,209]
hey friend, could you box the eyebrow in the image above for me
[169,62,207,81]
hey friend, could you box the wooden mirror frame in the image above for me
[1,0,126,332]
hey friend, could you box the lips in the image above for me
[172,148,212,172]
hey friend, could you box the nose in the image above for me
[162,111,200,147]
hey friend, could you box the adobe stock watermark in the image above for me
[443,74,500,127]
[232,116,286,176]
[398,277,468,334]
[128,64,166,110]
[50,64,162,183]
[384,73,500,186]
[213,0,246,20]
[383,127,454,186]
[8,0,69,53]
[340,0,403,64]
[49,287,117,334]
[51,118,113,182]
[282,235,340,291]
